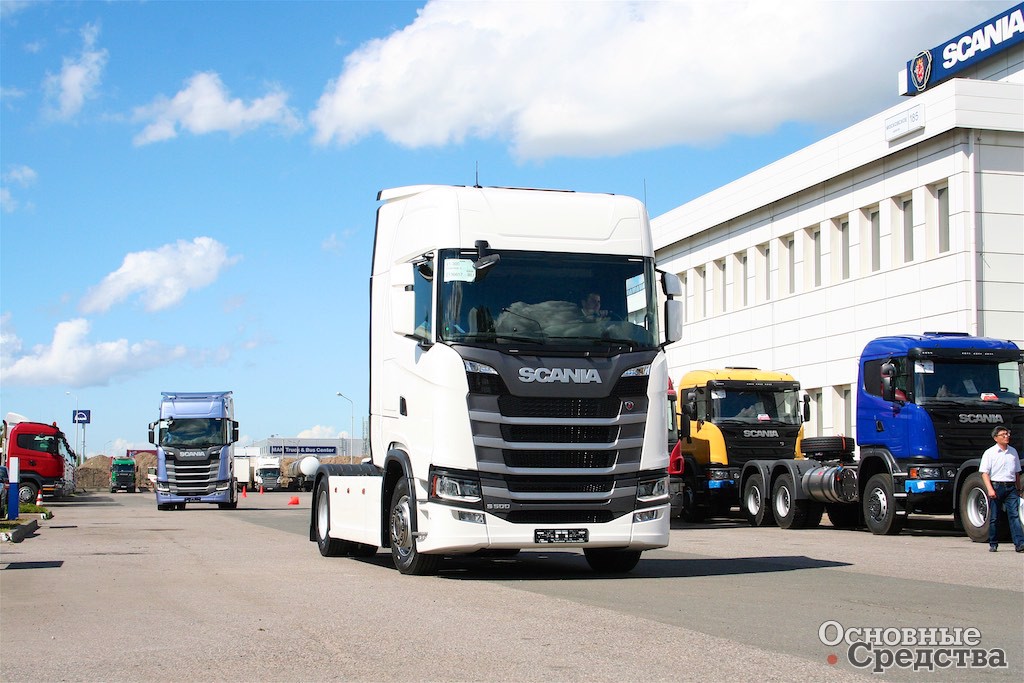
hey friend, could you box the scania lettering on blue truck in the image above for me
[148,391,239,511]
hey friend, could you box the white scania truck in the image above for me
[309,185,683,575]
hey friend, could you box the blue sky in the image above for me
[0,0,1009,457]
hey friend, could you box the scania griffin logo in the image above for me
[518,368,602,384]
[743,429,780,438]
[958,414,1003,424]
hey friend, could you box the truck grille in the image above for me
[466,356,658,524]
[503,450,616,469]
[166,457,220,495]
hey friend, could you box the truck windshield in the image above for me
[113,464,134,473]
[713,388,802,424]
[914,359,1022,406]
[160,418,230,447]
[259,468,281,478]
[437,249,660,350]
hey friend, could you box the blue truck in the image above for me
[148,391,239,511]
[736,333,1023,539]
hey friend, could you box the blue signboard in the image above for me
[269,445,338,456]
[905,4,1024,95]
[72,409,91,424]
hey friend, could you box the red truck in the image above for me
[1,418,78,504]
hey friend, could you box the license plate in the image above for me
[535,529,588,544]
[184,497,202,502]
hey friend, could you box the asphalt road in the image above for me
[1,490,1021,682]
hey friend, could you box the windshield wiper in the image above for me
[464,333,543,345]
[548,335,642,349]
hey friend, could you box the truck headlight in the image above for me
[155,481,170,493]
[708,468,733,480]
[622,364,651,378]
[637,475,669,502]
[431,472,482,504]
[908,466,943,479]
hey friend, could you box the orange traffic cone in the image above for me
[241,486,247,498]
[259,485,264,495]
[36,489,43,505]
[287,496,299,506]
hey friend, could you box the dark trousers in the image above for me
[988,482,1024,548]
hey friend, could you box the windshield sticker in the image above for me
[915,360,934,374]
[443,259,476,283]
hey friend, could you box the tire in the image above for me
[389,477,440,575]
[743,473,774,527]
[583,548,642,573]
[863,474,904,535]
[18,481,39,505]
[800,436,856,455]
[315,478,350,557]
[680,473,706,522]
[959,472,991,543]
[772,473,822,529]
[826,503,860,529]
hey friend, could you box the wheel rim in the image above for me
[317,489,330,541]
[390,494,413,560]
[866,487,887,522]
[965,487,989,528]
[19,487,34,504]
[746,483,762,515]
[775,484,791,518]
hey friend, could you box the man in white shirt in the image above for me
[979,426,1024,552]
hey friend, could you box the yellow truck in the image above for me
[674,368,808,524]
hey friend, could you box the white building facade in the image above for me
[653,9,1023,439]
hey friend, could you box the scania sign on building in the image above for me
[902,3,1024,94]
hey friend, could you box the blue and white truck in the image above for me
[148,391,239,511]
[737,333,1023,538]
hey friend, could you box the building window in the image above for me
[870,209,881,272]
[812,228,822,287]
[811,389,823,437]
[714,259,726,314]
[695,266,706,319]
[842,386,854,437]
[902,197,914,263]
[840,219,850,280]
[741,253,748,307]
[761,244,771,301]
[937,186,950,253]
[678,270,688,321]
[781,235,796,295]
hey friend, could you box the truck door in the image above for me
[859,357,910,457]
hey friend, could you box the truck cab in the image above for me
[673,369,806,521]
[859,333,1023,536]
[2,419,77,504]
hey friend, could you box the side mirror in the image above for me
[678,402,691,439]
[232,422,240,444]
[391,262,418,338]
[661,272,684,344]
[147,422,156,445]
[802,395,811,422]
[880,361,896,402]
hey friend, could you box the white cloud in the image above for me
[0,164,37,213]
[43,22,107,120]
[0,317,187,388]
[132,71,303,146]
[311,0,1000,159]
[0,188,15,213]
[297,425,344,439]
[80,237,240,314]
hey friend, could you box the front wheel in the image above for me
[17,481,39,505]
[680,474,706,522]
[863,474,904,535]
[959,472,991,543]
[390,477,440,575]
[743,473,774,527]
[583,548,642,573]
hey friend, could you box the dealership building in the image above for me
[653,6,1023,438]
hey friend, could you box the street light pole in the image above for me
[335,392,354,460]
[66,391,81,464]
